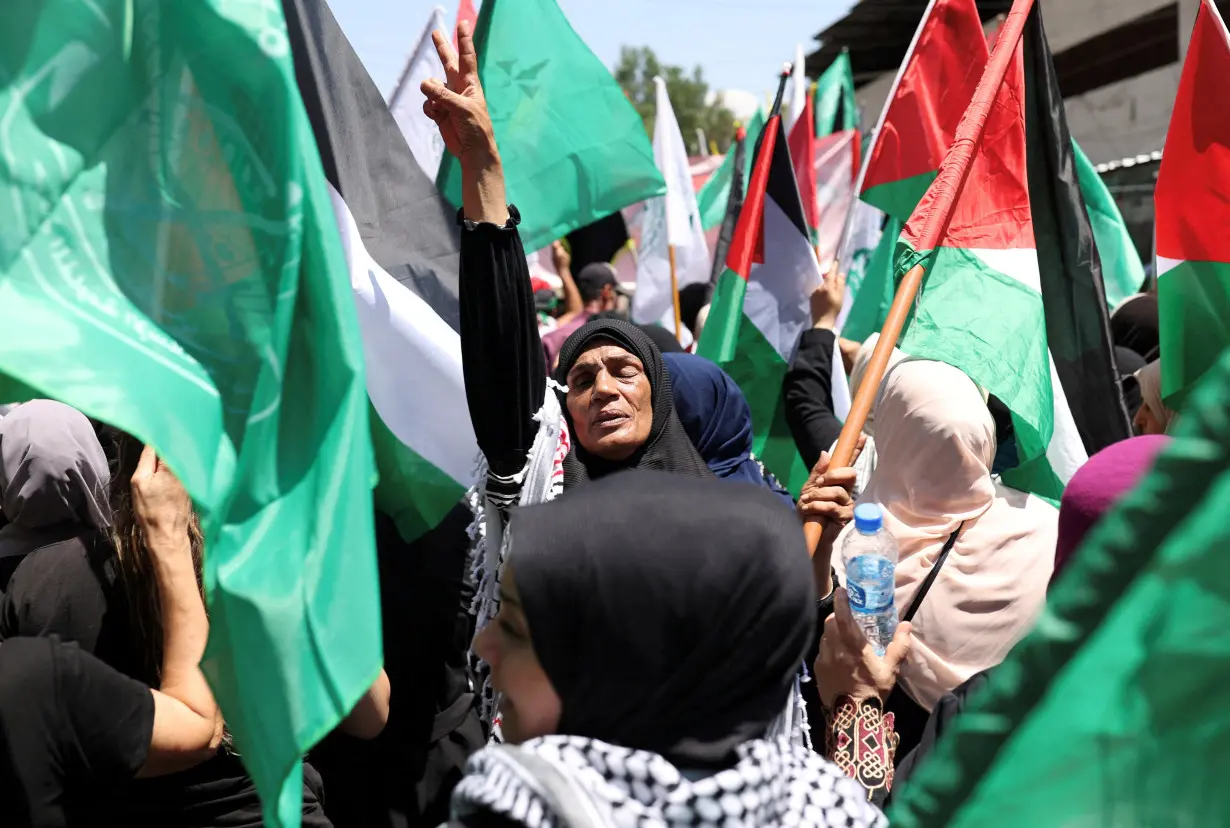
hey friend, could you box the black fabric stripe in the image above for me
[709,131,749,284]
[281,0,462,331]
[1023,4,1132,454]
[764,119,811,239]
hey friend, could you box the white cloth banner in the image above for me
[387,7,448,182]
[633,77,709,339]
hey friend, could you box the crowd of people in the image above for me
[0,20,1191,828]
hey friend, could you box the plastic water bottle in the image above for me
[841,503,899,655]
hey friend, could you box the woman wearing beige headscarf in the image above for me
[1132,360,1179,435]
[832,360,1058,716]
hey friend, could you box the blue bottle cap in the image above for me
[853,502,883,533]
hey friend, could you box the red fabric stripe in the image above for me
[727,115,781,279]
[789,95,819,231]
[862,0,988,194]
[902,0,1036,254]
[453,0,478,50]
[1155,0,1230,263]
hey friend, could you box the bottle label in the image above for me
[846,556,894,613]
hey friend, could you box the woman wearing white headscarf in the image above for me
[1132,360,1179,435]
[830,360,1058,750]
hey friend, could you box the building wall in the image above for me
[1064,65,1180,164]
[851,0,1186,163]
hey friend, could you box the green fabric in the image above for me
[862,170,937,223]
[1159,258,1230,409]
[697,108,767,232]
[897,243,1063,501]
[697,269,808,493]
[843,215,901,343]
[814,52,858,136]
[371,410,466,542]
[437,0,664,251]
[696,267,749,364]
[888,345,1230,828]
[1072,140,1145,308]
[0,4,381,826]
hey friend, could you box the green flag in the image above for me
[0,3,380,825]
[437,0,665,251]
[814,51,858,136]
[842,216,901,343]
[1073,140,1145,308]
[888,344,1230,828]
[697,108,766,232]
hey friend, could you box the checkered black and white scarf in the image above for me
[448,734,886,828]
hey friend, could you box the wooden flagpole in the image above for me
[669,245,684,343]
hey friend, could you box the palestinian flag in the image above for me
[896,0,1129,502]
[887,348,1230,828]
[697,91,822,493]
[284,0,478,542]
[860,0,988,222]
[1155,0,1230,408]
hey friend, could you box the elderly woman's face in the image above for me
[565,339,653,461]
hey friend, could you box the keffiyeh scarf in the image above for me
[468,383,569,722]
[449,735,887,828]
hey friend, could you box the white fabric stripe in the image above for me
[969,247,1041,294]
[1156,255,1183,278]
[1044,352,1087,485]
[745,197,824,361]
[328,183,477,487]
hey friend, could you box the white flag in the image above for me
[785,44,808,133]
[633,77,710,338]
[387,7,448,182]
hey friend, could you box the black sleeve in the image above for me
[59,639,154,783]
[459,207,547,478]
[783,328,844,471]
[0,637,152,821]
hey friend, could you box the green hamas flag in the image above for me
[1073,140,1145,308]
[888,345,1230,828]
[437,0,665,251]
[814,50,858,136]
[0,3,380,825]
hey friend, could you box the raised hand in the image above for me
[130,444,192,554]
[421,20,497,167]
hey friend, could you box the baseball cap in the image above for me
[575,262,619,301]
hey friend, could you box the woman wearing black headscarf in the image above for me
[447,471,888,827]
[427,26,709,503]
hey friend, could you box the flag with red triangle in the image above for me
[860,0,988,222]
[894,0,1129,501]
[1154,0,1230,408]
[697,82,823,493]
